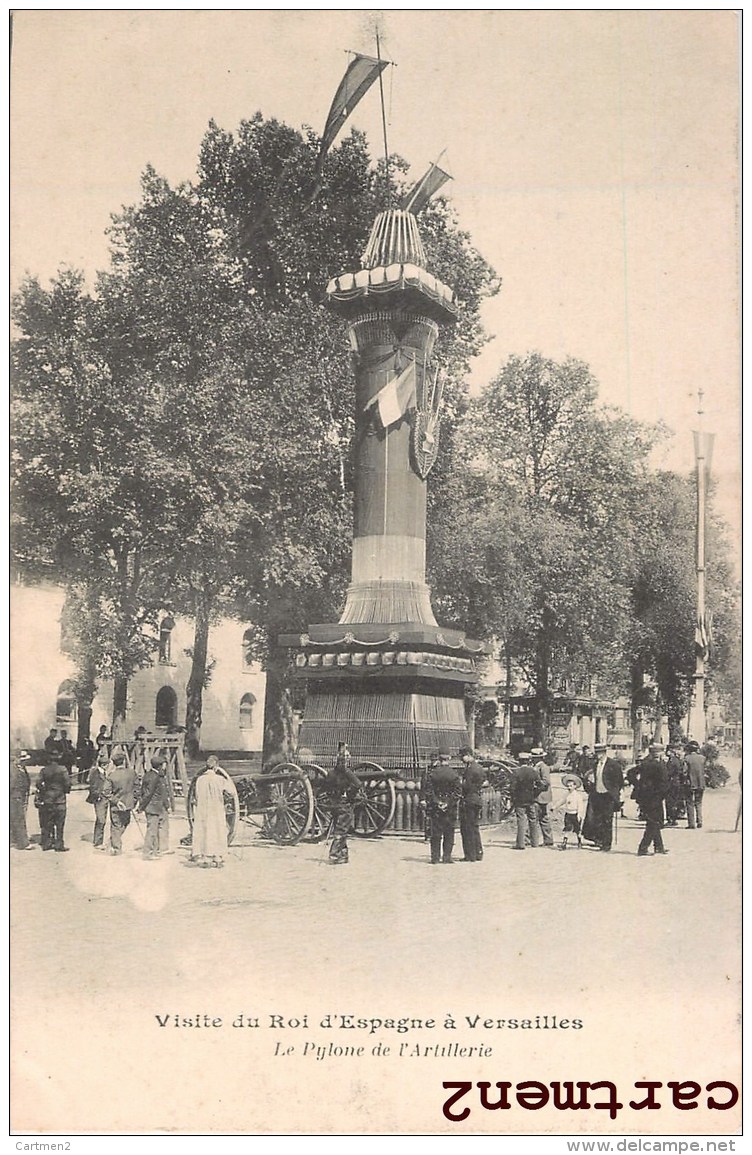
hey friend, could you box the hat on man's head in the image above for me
[530,747,545,758]
[517,751,531,762]
[686,740,700,751]
[649,743,665,754]
[151,755,167,769]
[111,750,127,764]
[458,746,474,758]
[16,750,31,763]
[594,742,608,752]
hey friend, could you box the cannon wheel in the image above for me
[300,763,332,843]
[186,775,240,846]
[352,762,396,837]
[260,764,314,845]
[483,762,514,820]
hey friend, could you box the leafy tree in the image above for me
[626,471,741,746]
[12,113,500,757]
[430,352,664,743]
[11,269,184,736]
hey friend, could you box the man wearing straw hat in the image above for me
[582,741,623,852]
[530,747,555,847]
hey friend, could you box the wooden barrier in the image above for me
[100,735,188,811]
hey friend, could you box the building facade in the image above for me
[10,581,267,757]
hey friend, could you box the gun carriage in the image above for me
[186,761,397,847]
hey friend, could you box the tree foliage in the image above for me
[426,351,737,745]
[11,113,500,754]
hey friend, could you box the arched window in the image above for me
[155,686,178,729]
[239,692,256,730]
[242,627,256,671]
[159,616,175,664]
[56,680,78,724]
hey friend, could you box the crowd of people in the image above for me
[10,734,238,867]
[414,737,731,866]
[10,730,739,867]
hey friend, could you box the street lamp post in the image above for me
[687,388,714,744]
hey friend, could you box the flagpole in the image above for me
[688,388,708,744]
[375,31,391,206]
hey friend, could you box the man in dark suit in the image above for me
[43,728,59,755]
[104,749,137,856]
[531,747,555,847]
[582,742,624,851]
[459,746,486,862]
[510,752,544,850]
[635,743,670,856]
[36,749,71,851]
[683,741,707,829]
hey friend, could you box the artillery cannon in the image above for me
[477,756,517,822]
[186,761,397,847]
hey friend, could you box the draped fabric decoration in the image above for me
[319,53,389,160]
[360,209,427,269]
[298,690,468,775]
[399,162,452,215]
[363,359,417,429]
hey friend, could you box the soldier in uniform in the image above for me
[635,743,670,856]
[421,748,462,864]
[459,746,485,862]
[321,742,363,865]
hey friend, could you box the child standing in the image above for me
[554,776,583,849]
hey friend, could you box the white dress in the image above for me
[192,768,232,858]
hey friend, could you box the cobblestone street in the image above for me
[11,770,742,1135]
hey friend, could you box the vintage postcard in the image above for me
[9,10,741,1141]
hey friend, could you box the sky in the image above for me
[10,9,741,548]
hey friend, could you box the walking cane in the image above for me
[613,804,619,847]
[131,809,145,849]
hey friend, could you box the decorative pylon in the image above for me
[280,207,487,771]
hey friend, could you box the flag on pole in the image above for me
[364,361,417,428]
[695,616,710,658]
[400,162,452,214]
[319,53,389,159]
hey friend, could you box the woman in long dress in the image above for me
[191,756,237,868]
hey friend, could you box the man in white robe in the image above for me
[191,756,237,867]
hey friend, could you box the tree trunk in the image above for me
[534,613,552,745]
[262,651,296,763]
[185,588,212,761]
[112,676,129,739]
[74,653,98,744]
[630,664,644,762]
[653,693,664,745]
